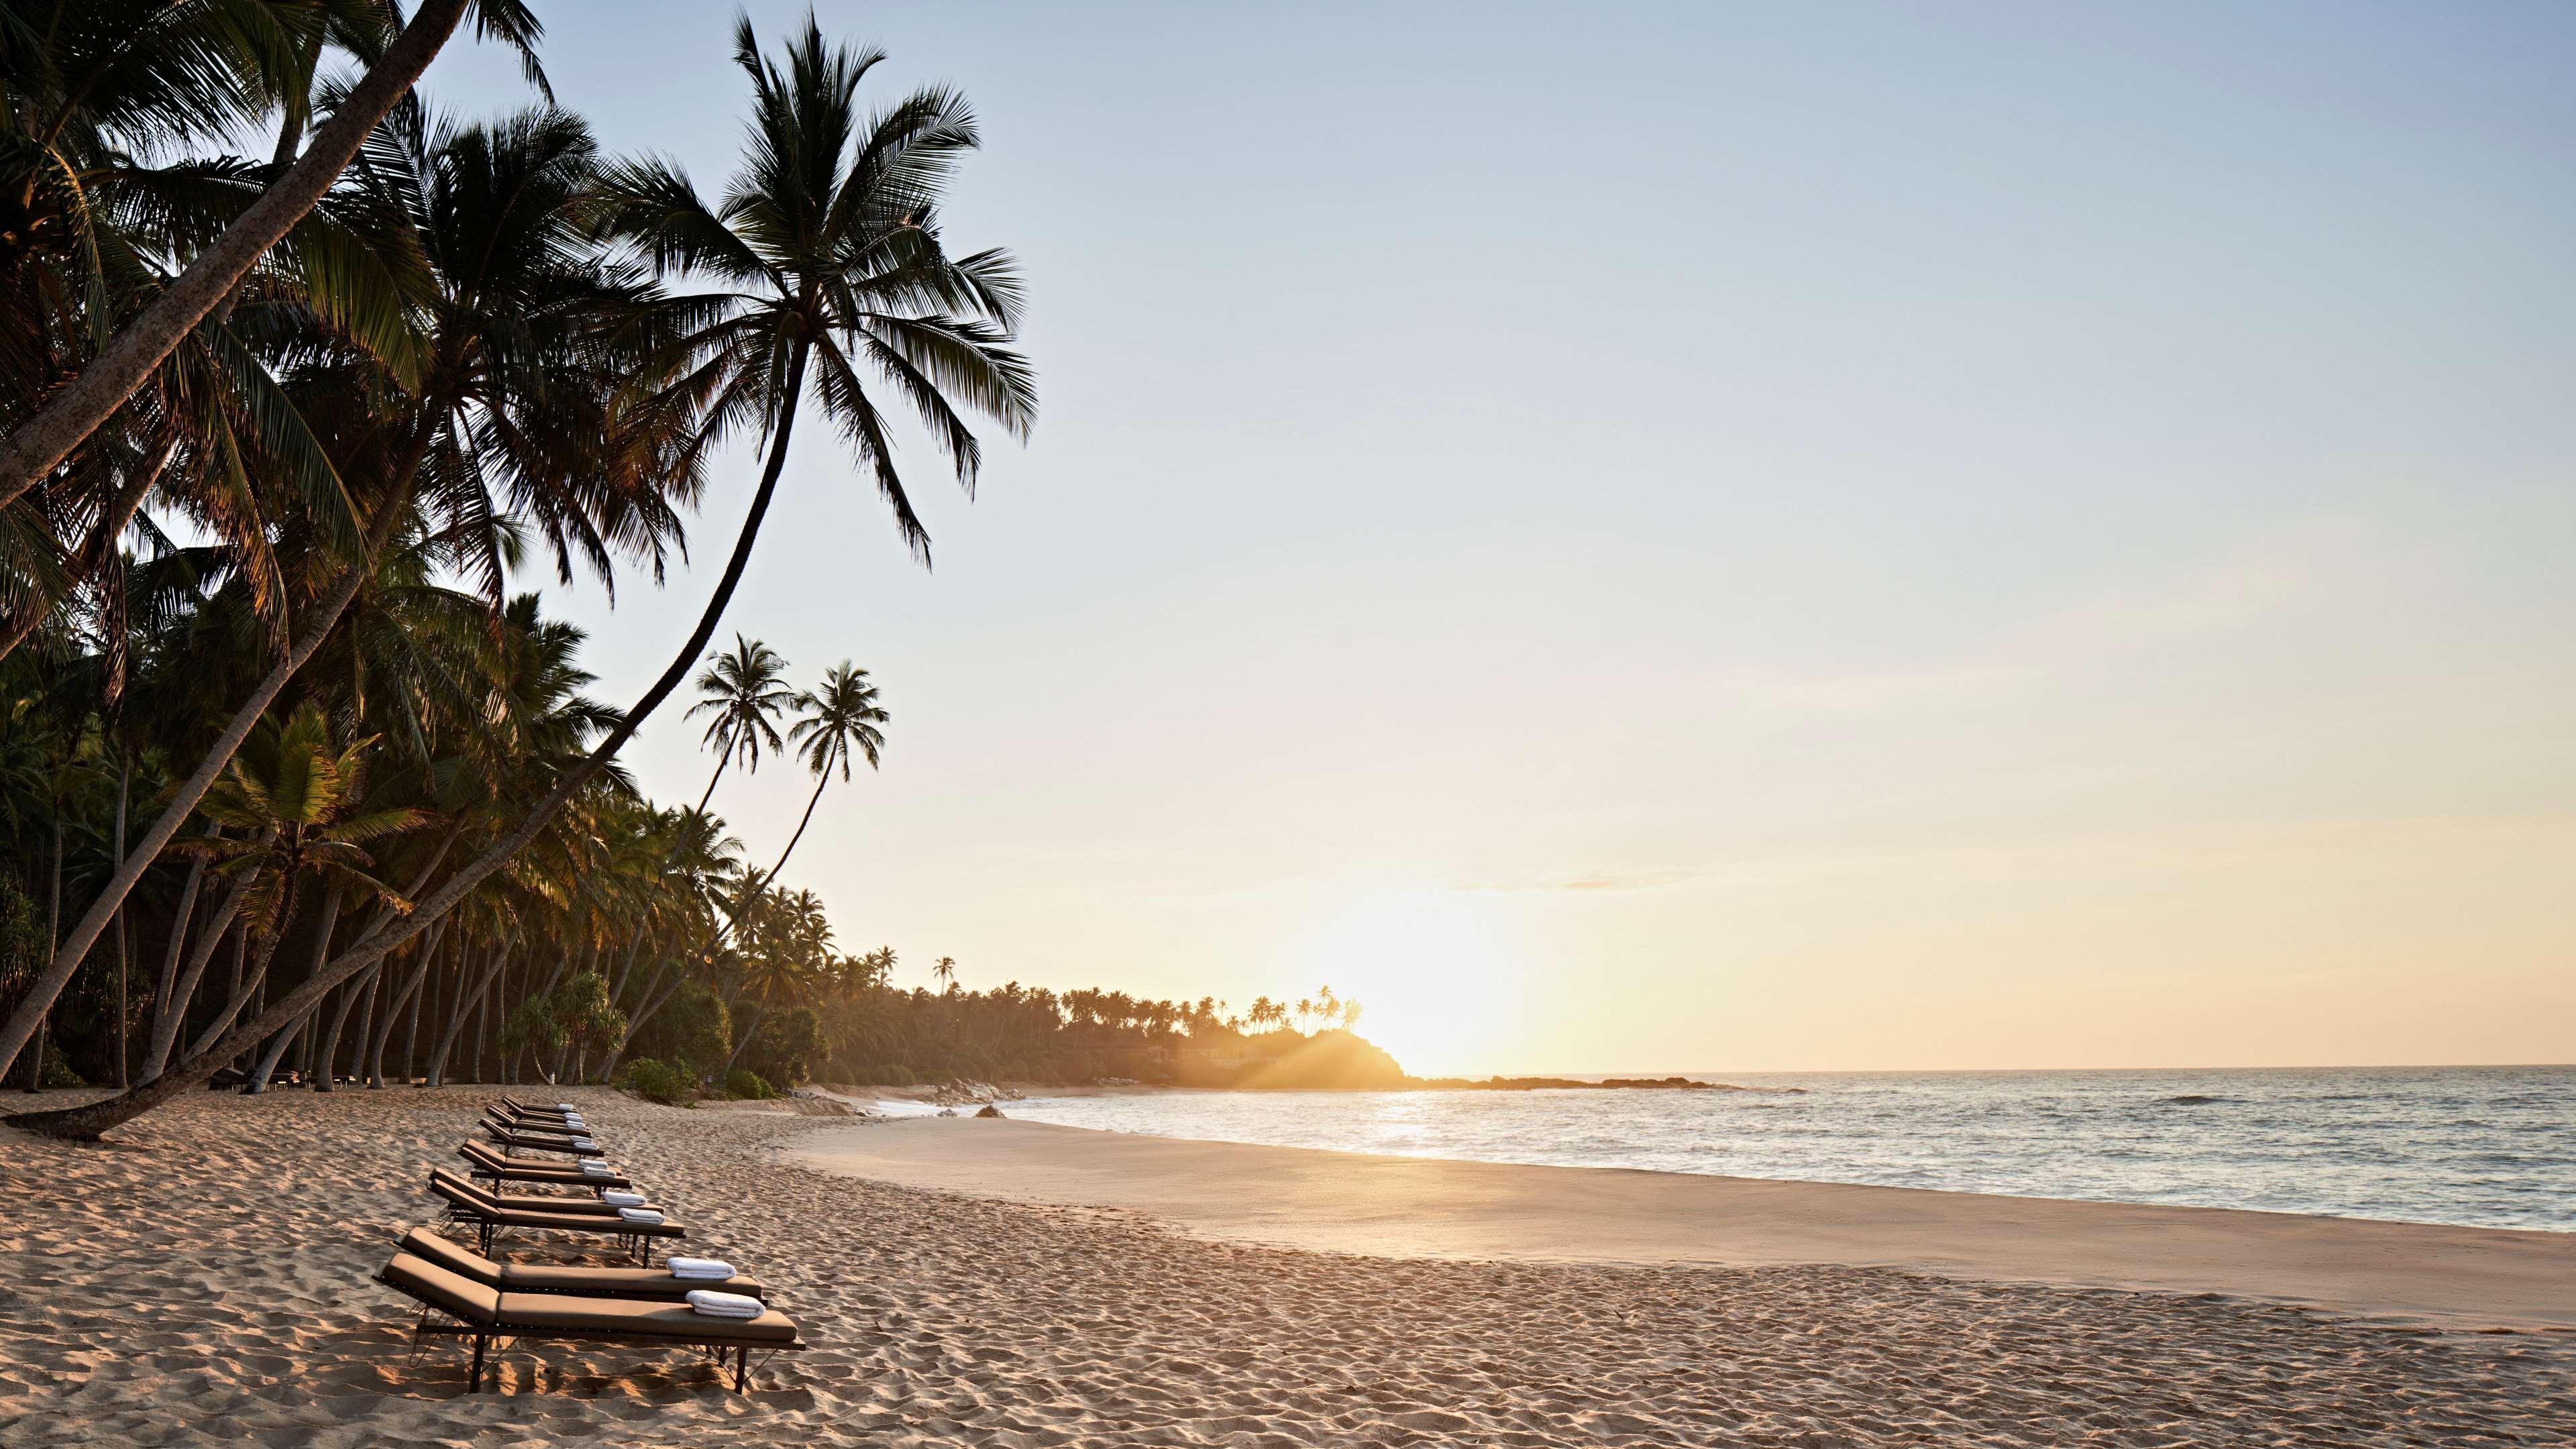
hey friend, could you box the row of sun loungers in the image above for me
[374,1096,805,1394]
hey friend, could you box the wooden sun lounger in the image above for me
[481,1120,599,1157]
[484,1106,587,1138]
[378,1249,800,1393]
[457,1140,630,1193]
[500,1095,580,1120]
[429,1170,684,1263]
[496,1106,584,1130]
[396,1227,767,1301]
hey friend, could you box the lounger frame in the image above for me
[430,1175,678,1264]
[386,1281,797,1393]
[456,1142,626,1195]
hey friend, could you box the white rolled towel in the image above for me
[617,1206,665,1225]
[576,1160,613,1177]
[601,1189,647,1207]
[685,1289,762,1319]
[569,1137,600,1151]
[557,1102,576,1111]
[667,1256,736,1280]
[561,1114,586,1127]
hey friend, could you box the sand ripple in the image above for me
[2,1089,2569,1446]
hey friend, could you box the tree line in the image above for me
[0,2,1036,1137]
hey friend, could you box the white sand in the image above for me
[793,1116,2576,1331]
[2,1087,2569,1446]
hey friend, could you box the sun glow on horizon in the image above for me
[1285,888,1535,1077]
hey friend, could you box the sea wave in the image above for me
[1003,1066,2576,1232]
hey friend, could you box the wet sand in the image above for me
[2,1087,2569,1446]
[793,1116,2576,1331]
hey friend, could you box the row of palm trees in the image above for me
[0,3,1034,1138]
[798,973,1370,1087]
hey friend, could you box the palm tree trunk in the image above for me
[112,754,130,1088]
[310,972,368,1091]
[0,0,472,509]
[348,963,380,1087]
[397,955,424,1086]
[694,756,731,815]
[246,1007,313,1094]
[365,920,446,1085]
[0,396,453,1088]
[468,957,490,1083]
[144,837,213,1077]
[21,820,62,1091]
[305,900,360,1092]
[9,339,816,1139]
[142,869,244,1083]
[720,1001,767,1079]
[185,889,294,1063]
[597,959,682,1080]
[427,941,506,1089]
[0,558,360,1083]
[761,771,833,892]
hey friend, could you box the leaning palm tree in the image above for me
[683,635,794,812]
[11,15,1034,1139]
[0,0,547,504]
[0,102,690,1086]
[170,701,427,1079]
[757,661,885,886]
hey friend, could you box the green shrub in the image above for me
[744,1004,826,1088]
[622,1057,685,1104]
[37,1042,83,1089]
[724,1068,776,1100]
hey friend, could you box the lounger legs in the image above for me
[468,1333,488,1393]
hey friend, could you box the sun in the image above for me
[1285,887,1531,1077]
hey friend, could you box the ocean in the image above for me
[1002,1065,2575,1232]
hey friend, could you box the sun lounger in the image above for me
[497,1104,585,1130]
[457,1141,631,1193]
[469,1183,653,1218]
[394,1227,766,1301]
[376,1249,799,1393]
[482,1109,599,1148]
[483,1106,585,1137]
[480,1120,599,1157]
[428,1170,684,1262]
[498,1096,584,1124]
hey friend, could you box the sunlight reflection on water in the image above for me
[1006,1066,2576,1231]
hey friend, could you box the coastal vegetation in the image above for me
[0,5,1031,1137]
[0,4,1724,1130]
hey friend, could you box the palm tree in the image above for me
[0,0,546,505]
[759,661,886,885]
[932,955,956,991]
[0,101,688,1087]
[170,702,427,1079]
[14,11,1034,1140]
[719,884,829,1075]
[683,635,794,812]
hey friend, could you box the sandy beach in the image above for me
[796,1115,2576,1331]
[4,1088,2571,1447]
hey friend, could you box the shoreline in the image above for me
[7,1088,2571,1446]
[792,1115,2576,1333]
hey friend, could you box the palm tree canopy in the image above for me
[595,11,1036,567]
[685,632,792,769]
[788,659,884,782]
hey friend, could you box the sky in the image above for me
[421,2,2576,1076]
